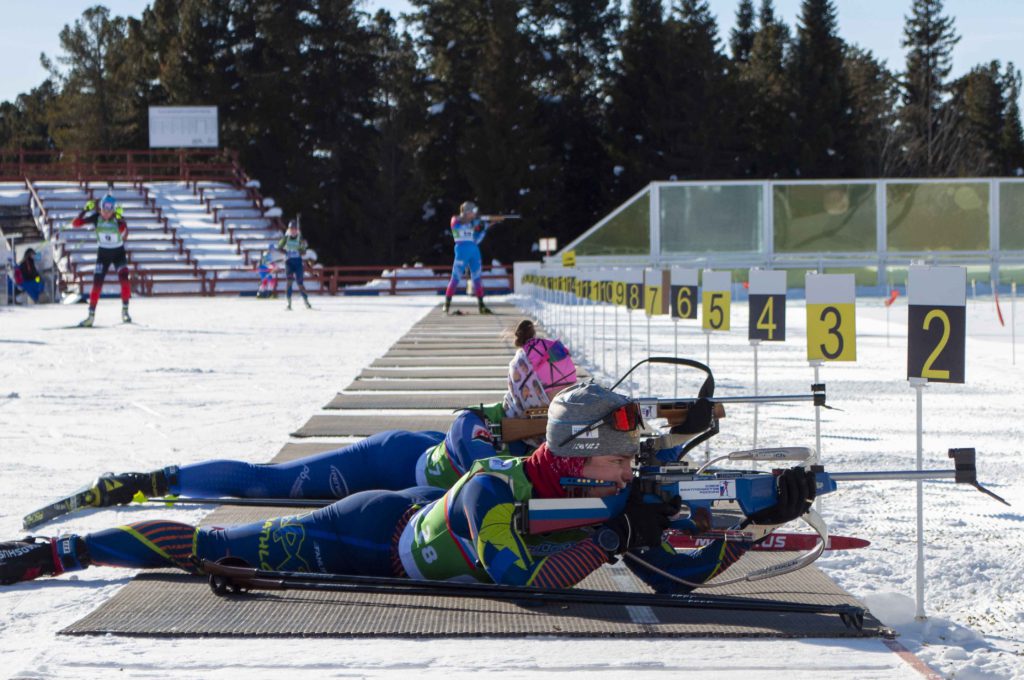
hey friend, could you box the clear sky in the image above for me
[2,0,1023,104]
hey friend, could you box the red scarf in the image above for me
[523,443,586,499]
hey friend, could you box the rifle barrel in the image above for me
[826,470,956,482]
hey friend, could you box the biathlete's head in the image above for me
[502,320,577,419]
[287,220,299,236]
[459,201,478,219]
[99,194,117,218]
[524,382,642,499]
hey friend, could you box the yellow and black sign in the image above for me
[642,269,666,316]
[749,294,786,341]
[748,269,787,341]
[907,266,966,383]
[626,281,643,311]
[669,268,699,320]
[701,271,732,331]
[805,274,856,362]
[561,250,576,267]
[806,303,856,361]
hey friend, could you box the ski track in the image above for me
[0,295,1022,679]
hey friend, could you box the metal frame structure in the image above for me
[555,178,1024,289]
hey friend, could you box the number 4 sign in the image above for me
[806,273,856,361]
[749,269,787,341]
[907,265,966,383]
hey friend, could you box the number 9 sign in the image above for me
[907,265,966,383]
[806,273,856,361]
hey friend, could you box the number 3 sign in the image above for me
[907,265,966,383]
[806,273,856,361]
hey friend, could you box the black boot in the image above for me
[0,536,87,585]
[477,297,492,315]
[443,296,452,314]
[89,468,175,507]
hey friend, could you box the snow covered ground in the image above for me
[0,294,1021,679]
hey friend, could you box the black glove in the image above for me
[672,398,714,434]
[747,466,816,525]
[601,487,682,553]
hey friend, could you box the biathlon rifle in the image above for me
[499,357,825,461]
[482,214,521,222]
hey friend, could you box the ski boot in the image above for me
[78,310,95,328]
[303,295,312,310]
[443,297,451,314]
[87,469,173,508]
[477,298,493,315]
[0,535,87,585]
[286,299,292,311]
[121,303,132,323]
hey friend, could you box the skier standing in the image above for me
[278,220,311,310]
[69,194,131,326]
[443,201,505,315]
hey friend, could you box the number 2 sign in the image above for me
[907,265,966,383]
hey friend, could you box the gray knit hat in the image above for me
[546,382,641,457]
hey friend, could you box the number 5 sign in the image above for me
[701,271,731,331]
[907,265,966,383]
[806,273,856,361]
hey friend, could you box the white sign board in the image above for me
[149,107,219,148]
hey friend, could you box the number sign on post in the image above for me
[643,268,666,317]
[907,265,966,383]
[624,268,644,312]
[670,268,699,320]
[806,273,856,362]
[701,271,732,331]
[749,270,787,341]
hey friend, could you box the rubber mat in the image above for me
[359,367,511,379]
[371,356,511,367]
[293,414,456,437]
[344,379,509,391]
[324,392,505,410]
[384,348,515,357]
[61,555,881,638]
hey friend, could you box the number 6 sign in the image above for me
[806,273,856,361]
[907,265,966,383]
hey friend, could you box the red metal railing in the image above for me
[0,149,243,183]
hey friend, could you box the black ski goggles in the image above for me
[556,401,644,448]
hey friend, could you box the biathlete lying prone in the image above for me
[1,382,814,592]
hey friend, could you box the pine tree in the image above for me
[998,63,1024,175]
[730,0,756,64]
[0,82,58,150]
[900,0,960,175]
[605,0,670,196]
[42,6,135,149]
[364,10,430,263]
[527,0,620,248]
[843,45,901,176]
[789,0,855,177]
[663,0,735,178]
[735,0,795,177]
[951,62,1005,175]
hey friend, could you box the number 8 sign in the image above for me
[907,265,966,383]
[806,273,856,361]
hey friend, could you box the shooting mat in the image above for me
[64,302,883,639]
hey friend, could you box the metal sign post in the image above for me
[906,264,967,621]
